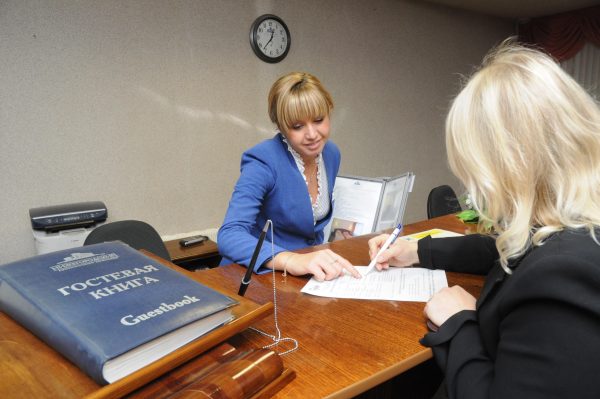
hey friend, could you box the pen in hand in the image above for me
[362,223,403,277]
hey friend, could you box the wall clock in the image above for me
[249,14,291,63]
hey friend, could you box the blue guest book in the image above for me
[0,242,237,385]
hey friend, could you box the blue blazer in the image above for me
[218,133,341,273]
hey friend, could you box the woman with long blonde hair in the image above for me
[369,40,600,398]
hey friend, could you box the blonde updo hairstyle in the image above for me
[446,39,600,273]
[268,72,334,134]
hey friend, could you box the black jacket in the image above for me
[418,231,600,399]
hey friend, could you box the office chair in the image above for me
[427,185,462,219]
[84,220,171,261]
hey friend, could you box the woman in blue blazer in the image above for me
[369,41,600,398]
[218,72,360,281]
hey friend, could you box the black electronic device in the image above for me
[179,235,209,247]
[29,201,107,232]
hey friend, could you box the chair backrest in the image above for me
[427,185,462,219]
[84,220,171,261]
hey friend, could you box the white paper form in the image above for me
[301,266,447,302]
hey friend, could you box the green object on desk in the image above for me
[457,209,479,224]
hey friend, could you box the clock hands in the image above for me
[264,29,274,48]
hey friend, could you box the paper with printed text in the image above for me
[301,266,447,302]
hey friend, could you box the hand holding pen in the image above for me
[362,224,403,276]
[366,225,420,273]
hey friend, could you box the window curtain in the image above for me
[518,6,600,62]
[560,42,600,99]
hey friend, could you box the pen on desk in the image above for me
[238,220,270,296]
[362,223,403,277]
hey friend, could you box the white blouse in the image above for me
[282,136,330,224]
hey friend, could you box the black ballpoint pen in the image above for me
[238,220,270,296]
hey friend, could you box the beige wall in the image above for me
[0,0,512,263]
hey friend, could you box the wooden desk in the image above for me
[164,238,221,269]
[0,214,481,398]
[190,214,482,398]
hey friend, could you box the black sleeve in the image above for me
[420,256,600,399]
[417,234,497,275]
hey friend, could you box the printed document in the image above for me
[301,228,462,301]
[301,266,447,302]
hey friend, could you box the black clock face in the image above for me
[250,15,291,63]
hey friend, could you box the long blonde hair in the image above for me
[446,39,600,272]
